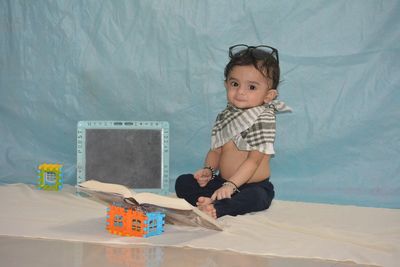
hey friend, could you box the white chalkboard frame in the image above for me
[77,121,169,195]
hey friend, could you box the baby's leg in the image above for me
[175,174,223,206]
[214,181,274,217]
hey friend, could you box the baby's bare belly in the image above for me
[219,141,271,183]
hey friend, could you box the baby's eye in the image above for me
[230,81,239,87]
[249,85,257,90]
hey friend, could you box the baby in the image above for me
[175,44,288,218]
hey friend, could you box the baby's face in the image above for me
[225,65,276,109]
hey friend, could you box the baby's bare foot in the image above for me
[196,196,213,207]
[198,203,217,219]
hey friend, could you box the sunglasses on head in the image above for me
[229,44,279,65]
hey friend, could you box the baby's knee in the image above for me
[174,174,195,195]
[250,187,273,210]
[175,174,194,185]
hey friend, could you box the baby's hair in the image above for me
[224,48,280,89]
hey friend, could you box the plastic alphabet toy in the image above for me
[37,163,63,191]
[106,202,165,238]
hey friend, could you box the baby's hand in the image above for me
[194,168,213,187]
[211,184,234,201]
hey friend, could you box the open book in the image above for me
[77,180,222,231]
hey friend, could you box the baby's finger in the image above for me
[194,172,202,180]
[198,181,207,187]
[217,189,231,200]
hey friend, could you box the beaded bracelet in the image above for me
[223,181,240,193]
[203,166,216,180]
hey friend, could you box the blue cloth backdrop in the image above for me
[1,0,399,208]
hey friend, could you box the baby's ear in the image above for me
[264,89,278,103]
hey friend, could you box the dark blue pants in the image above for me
[175,174,274,218]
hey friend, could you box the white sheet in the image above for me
[0,184,398,266]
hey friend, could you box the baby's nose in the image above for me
[237,86,246,94]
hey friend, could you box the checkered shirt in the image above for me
[211,101,290,155]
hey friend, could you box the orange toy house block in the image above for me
[106,202,165,238]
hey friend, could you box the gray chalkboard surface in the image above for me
[77,121,169,194]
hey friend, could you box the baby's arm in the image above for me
[194,147,221,187]
[211,150,267,200]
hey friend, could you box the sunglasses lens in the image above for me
[229,45,247,58]
[252,47,276,59]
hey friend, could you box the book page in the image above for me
[133,192,192,210]
[78,180,134,198]
[77,180,223,231]
[78,180,192,210]
[142,205,223,231]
